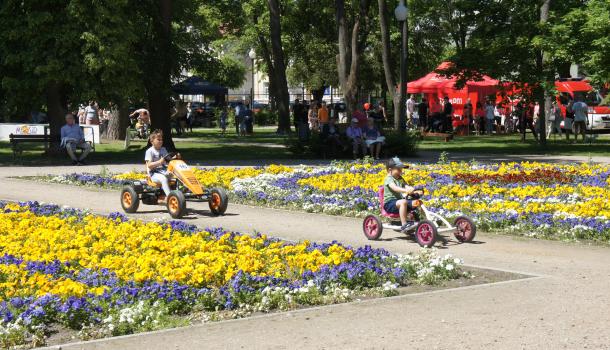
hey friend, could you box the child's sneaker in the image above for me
[400,221,415,231]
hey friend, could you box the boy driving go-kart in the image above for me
[145,129,178,203]
[120,129,229,218]
[362,157,476,247]
[382,157,423,231]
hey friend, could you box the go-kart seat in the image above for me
[378,186,400,219]
[145,175,177,188]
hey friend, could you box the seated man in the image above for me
[346,118,366,159]
[61,113,92,165]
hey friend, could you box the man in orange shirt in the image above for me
[318,101,330,135]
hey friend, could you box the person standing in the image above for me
[442,96,453,132]
[463,98,473,134]
[378,101,388,124]
[406,95,415,128]
[572,96,588,142]
[219,105,228,135]
[318,101,330,136]
[474,101,485,135]
[244,102,254,135]
[85,101,98,125]
[485,100,496,135]
[564,100,574,141]
[308,102,319,131]
[234,102,244,136]
[547,101,563,139]
[292,99,301,132]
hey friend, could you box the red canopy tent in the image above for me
[406,62,500,116]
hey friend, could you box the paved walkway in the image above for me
[1,166,609,349]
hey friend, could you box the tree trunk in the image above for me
[106,102,130,140]
[267,0,291,134]
[538,0,551,146]
[46,82,67,144]
[148,0,175,150]
[336,0,371,119]
[377,0,401,130]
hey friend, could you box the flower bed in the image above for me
[0,202,464,348]
[41,161,610,242]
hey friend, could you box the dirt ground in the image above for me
[1,165,609,350]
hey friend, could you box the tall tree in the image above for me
[0,0,84,144]
[267,0,291,134]
[336,0,373,118]
[377,0,401,129]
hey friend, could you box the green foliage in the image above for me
[383,130,420,157]
[255,110,278,126]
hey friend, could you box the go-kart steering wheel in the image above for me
[163,152,177,162]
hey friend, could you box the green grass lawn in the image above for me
[3,127,610,166]
[419,133,610,156]
[0,127,292,165]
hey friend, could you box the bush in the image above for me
[382,130,420,157]
[255,110,278,126]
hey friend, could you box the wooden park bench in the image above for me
[9,133,52,159]
[422,132,453,142]
[9,125,95,161]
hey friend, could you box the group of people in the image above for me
[409,94,590,142]
[291,99,387,159]
[75,101,112,136]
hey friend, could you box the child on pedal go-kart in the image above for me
[145,130,180,204]
[383,157,424,232]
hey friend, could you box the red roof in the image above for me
[406,62,499,95]
[554,80,592,93]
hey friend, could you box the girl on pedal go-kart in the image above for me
[383,157,424,232]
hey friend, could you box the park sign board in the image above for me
[0,123,100,144]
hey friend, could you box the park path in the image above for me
[0,165,609,349]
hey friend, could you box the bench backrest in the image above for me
[9,134,50,140]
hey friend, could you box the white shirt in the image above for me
[85,106,97,121]
[406,99,415,113]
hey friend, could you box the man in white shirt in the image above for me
[406,95,415,127]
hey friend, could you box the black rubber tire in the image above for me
[454,216,477,242]
[362,215,383,240]
[167,191,187,219]
[415,220,438,248]
[120,186,140,213]
[209,187,229,215]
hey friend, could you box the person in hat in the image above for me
[383,157,423,231]
[346,118,366,159]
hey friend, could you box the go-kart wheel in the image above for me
[121,186,140,213]
[362,215,383,240]
[167,191,187,218]
[454,216,476,242]
[209,187,229,215]
[415,220,437,248]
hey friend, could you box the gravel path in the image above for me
[1,165,609,350]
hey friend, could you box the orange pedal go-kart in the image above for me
[120,153,228,218]
[362,186,476,247]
